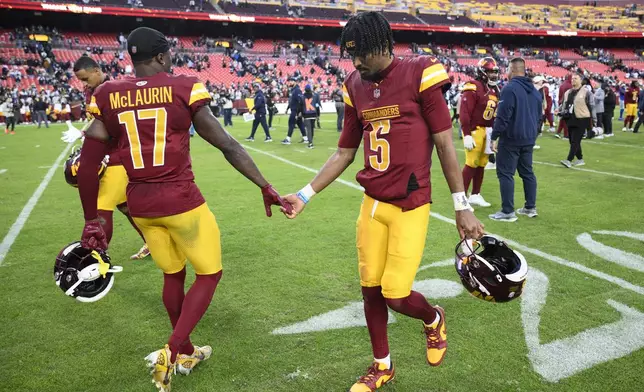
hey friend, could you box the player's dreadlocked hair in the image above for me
[340,12,394,59]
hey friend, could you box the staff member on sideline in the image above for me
[560,73,592,168]
[489,58,540,222]
[245,83,272,142]
[602,82,616,137]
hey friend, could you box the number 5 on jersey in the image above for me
[118,108,168,169]
[368,120,391,172]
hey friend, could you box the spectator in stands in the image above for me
[560,73,592,168]
[602,82,616,137]
[490,58,540,222]
[246,83,272,142]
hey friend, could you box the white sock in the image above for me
[286,136,291,141]
[374,354,391,369]
[427,312,440,328]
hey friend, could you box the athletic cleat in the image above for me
[281,138,291,145]
[560,159,572,168]
[245,137,254,142]
[176,345,212,375]
[130,244,150,260]
[572,159,585,167]
[533,144,541,150]
[349,361,395,392]
[144,345,175,392]
[622,127,628,132]
[425,306,447,366]
[554,134,561,139]
[264,137,273,142]
[468,194,491,207]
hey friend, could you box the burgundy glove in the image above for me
[81,219,108,251]
[261,184,293,217]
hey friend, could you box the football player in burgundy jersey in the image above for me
[623,80,640,131]
[62,55,149,260]
[281,12,484,392]
[76,27,291,392]
[459,57,501,209]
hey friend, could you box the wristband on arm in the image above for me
[296,184,316,204]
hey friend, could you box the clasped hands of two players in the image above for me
[80,185,293,251]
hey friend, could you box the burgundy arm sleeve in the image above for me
[458,90,477,136]
[77,137,108,220]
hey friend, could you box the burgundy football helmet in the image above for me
[455,235,528,303]
[476,57,500,87]
[63,146,108,187]
[54,241,122,302]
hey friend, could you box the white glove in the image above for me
[61,120,83,143]
[463,135,476,151]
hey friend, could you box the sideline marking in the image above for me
[0,143,73,266]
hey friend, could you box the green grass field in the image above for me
[0,114,643,392]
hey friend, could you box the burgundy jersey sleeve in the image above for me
[458,83,478,136]
[338,82,363,148]
[416,58,452,134]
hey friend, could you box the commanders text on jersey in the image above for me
[109,86,173,110]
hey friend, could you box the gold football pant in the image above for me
[464,126,489,168]
[133,203,222,275]
[357,194,430,299]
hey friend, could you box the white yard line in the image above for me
[243,145,644,296]
[454,148,643,181]
[0,143,73,266]
[585,140,644,149]
[0,169,6,175]
[532,160,644,181]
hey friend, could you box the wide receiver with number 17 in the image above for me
[281,12,485,392]
[76,27,291,392]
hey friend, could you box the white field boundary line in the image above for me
[454,147,644,181]
[585,140,644,149]
[243,145,644,296]
[0,143,73,266]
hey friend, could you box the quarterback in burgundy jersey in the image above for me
[623,81,640,131]
[280,12,484,392]
[62,55,149,260]
[459,57,500,209]
[76,27,290,392]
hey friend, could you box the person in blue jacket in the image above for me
[282,78,307,145]
[245,83,272,142]
[489,58,541,222]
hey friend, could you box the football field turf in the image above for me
[0,114,643,392]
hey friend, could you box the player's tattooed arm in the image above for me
[192,106,269,188]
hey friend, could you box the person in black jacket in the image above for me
[245,84,272,142]
[266,88,276,129]
[602,82,616,137]
[299,84,317,149]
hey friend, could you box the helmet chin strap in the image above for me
[487,80,499,87]
[64,263,123,297]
